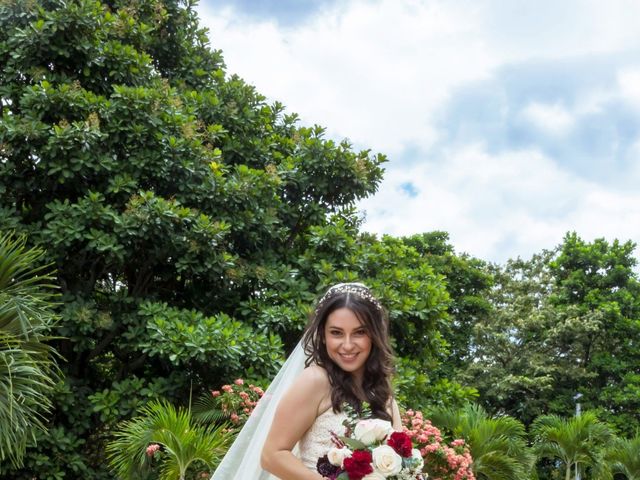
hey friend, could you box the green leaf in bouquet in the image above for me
[338,436,367,450]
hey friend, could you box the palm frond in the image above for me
[0,233,60,467]
[429,403,533,480]
[604,434,640,480]
[106,399,232,480]
[192,391,229,424]
[531,412,612,478]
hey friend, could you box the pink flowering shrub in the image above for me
[208,378,265,429]
[402,409,475,480]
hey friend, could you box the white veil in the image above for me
[211,341,307,479]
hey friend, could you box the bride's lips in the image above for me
[339,352,359,362]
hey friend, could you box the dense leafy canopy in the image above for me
[462,234,640,434]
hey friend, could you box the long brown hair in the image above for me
[303,283,395,420]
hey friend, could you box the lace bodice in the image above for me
[297,408,348,470]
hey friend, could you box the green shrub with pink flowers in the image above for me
[402,409,474,480]
[193,378,265,429]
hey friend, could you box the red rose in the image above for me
[343,449,373,480]
[387,431,413,457]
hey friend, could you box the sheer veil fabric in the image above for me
[210,342,307,479]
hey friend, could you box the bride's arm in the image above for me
[261,366,328,480]
[390,397,402,430]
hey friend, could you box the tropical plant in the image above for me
[429,403,535,480]
[531,411,612,480]
[106,399,231,480]
[601,434,640,480]
[0,233,60,467]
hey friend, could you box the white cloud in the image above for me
[481,0,640,60]
[196,0,640,263]
[359,144,640,262]
[521,102,575,136]
[617,67,640,108]
[197,0,496,155]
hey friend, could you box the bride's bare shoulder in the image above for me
[293,364,331,413]
[290,364,329,399]
[298,364,330,388]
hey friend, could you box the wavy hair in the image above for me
[303,284,395,420]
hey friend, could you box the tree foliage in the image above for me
[549,233,640,433]
[463,234,640,432]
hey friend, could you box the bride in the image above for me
[211,283,401,479]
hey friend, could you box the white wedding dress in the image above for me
[298,408,348,470]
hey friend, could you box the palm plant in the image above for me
[0,233,60,467]
[531,411,612,480]
[106,399,232,480]
[429,403,536,480]
[602,434,640,480]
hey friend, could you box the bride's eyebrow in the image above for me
[327,325,368,331]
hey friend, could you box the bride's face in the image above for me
[324,307,372,379]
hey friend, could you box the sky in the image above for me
[195,0,640,264]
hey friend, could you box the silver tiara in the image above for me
[315,282,383,312]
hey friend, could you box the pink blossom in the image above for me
[234,378,244,385]
[221,384,233,393]
[211,390,221,397]
[146,443,160,457]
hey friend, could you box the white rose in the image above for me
[371,444,403,476]
[411,448,424,471]
[354,419,394,445]
[327,446,352,467]
[361,472,386,480]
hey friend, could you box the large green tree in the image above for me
[0,0,451,477]
[549,233,640,433]
[401,232,491,408]
[462,250,570,424]
[463,234,640,431]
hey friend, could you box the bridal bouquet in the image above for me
[316,407,425,480]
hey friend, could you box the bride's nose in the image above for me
[342,335,356,349]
